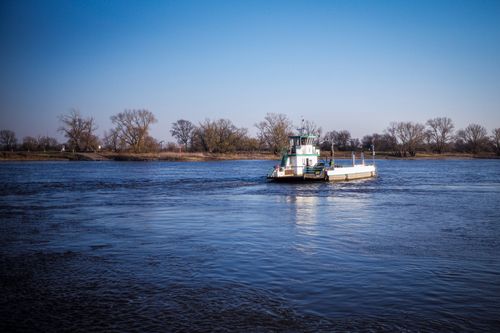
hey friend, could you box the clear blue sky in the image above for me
[1,0,499,142]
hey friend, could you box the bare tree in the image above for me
[110,109,157,153]
[349,138,361,150]
[143,135,160,152]
[426,117,454,153]
[457,123,488,154]
[323,130,362,154]
[403,122,426,157]
[165,142,179,152]
[385,123,400,155]
[190,127,204,152]
[58,109,98,152]
[322,131,336,155]
[300,120,322,136]
[335,130,352,151]
[492,128,500,156]
[37,136,59,151]
[170,119,195,151]
[256,113,294,154]
[214,119,246,153]
[0,129,17,151]
[362,133,397,152]
[299,119,322,145]
[237,136,260,152]
[361,135,374,150]
[22,136,38,151]
[103,129,122,152]
[195,119,217,153]
[322,130,350,151]
[194,119,246,153]
[386,121,425,157]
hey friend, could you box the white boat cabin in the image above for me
[279,135,320,176]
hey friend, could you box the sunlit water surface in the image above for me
[1,159,499,331]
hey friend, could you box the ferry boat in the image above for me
[267,134,377,182]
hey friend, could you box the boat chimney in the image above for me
[352,151,356,166]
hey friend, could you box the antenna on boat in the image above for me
[371,143,376,165]
[298,117,305,135]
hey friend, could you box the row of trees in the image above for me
[360,119,499,157]
[1,111,499,156]
[0,130,62,152]
[170,115,500,156]
[59,108,159,153]
[1,109,158,153]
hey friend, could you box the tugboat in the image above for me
[267,134,377,182]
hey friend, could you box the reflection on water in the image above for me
[287,195,318,225]
[1,160,500,331]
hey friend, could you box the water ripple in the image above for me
[1,160,500,331]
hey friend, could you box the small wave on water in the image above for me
[1,250,492,332]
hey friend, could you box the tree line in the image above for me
[1,110,500,156]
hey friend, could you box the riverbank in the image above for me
[372,151,500,160]
[1,150,498,161]
[0,151,278,161]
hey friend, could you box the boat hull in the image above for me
[266,175,311,182]
[325,165,376,181]
[268,165,376,182]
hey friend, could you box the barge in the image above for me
[267,134,376,182]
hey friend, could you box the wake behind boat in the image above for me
[267,134,376,182]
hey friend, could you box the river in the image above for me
[1,159,499,331]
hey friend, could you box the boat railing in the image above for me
[304,165,324,174]
[267,165,280,177]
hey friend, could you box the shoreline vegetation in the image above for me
[1,150,498,162]
[2,112,499,160]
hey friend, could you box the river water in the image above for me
[1,159,499,331]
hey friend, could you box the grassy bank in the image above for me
[0,151,92,161]
[1,150,498,161]
[105,151,278,161]
[0,151,278,162]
